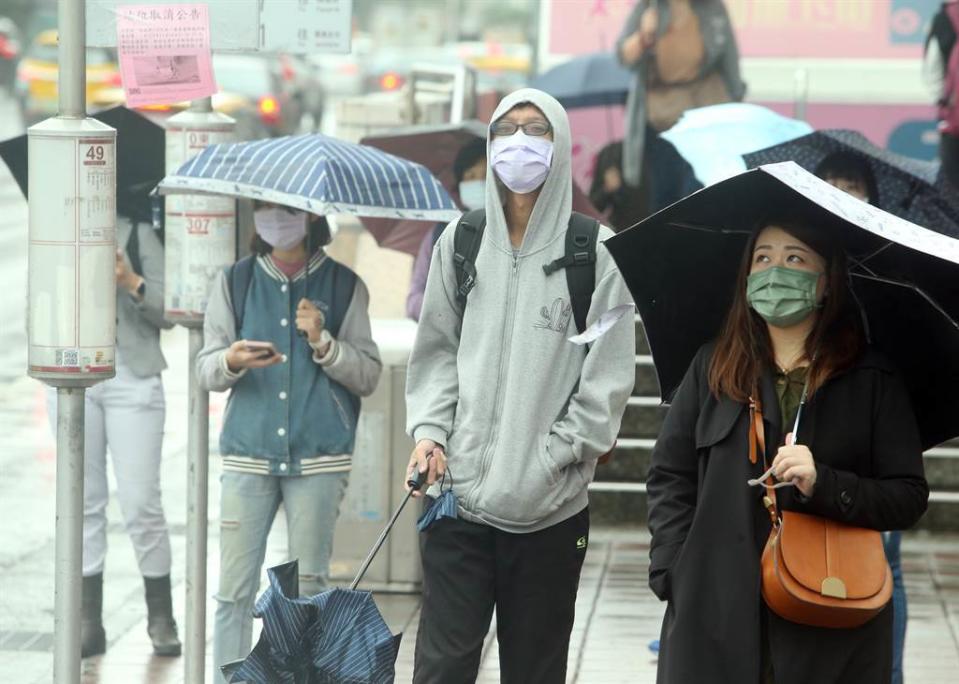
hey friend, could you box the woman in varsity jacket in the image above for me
[196,202,382,682]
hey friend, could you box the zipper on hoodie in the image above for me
[465,252,520,511]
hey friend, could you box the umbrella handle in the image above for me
[349,470,427,591]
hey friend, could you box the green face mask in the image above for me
[746,266,823,328]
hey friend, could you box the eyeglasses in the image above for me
[490,120,551,137]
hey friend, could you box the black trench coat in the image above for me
[647,344,929,684]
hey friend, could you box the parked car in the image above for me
[0,17,22,92]
[15,29,121,124]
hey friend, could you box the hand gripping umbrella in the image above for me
[221,469,435,683]
[605,161,959,449]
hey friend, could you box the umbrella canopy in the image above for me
[659,103,813,186]
[530,52,631,109]
[606,161,959,449]
[157,133,461,224]
[221,560,401,684]
[0,106,164,222]
[743,129,959,237]
[360,122,603,255]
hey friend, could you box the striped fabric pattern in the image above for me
[221,561,401,683]
[158,133,461,223]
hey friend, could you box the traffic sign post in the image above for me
[27,1,117,682]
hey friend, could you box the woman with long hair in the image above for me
[646,216,928,683]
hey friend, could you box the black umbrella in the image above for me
[742,130,959,238]
[0,106,164,223]
[530,52,631,109]
[606,161,959,449]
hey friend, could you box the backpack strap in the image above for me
[453,209,487,310]
[542,212,600,334]
[227,255,256,334]
[126,221,143,278]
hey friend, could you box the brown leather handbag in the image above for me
[749,396,893,629]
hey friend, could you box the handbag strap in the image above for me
[749,394,780,527]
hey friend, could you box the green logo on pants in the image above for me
[576,535,587,550]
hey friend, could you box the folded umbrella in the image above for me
[659,103,813,186]
[529,52,631,109]
[0,105,165,222]
[157,133,461,224]
[222,470,433,683]
[606,161,959,449]
[743,129,959,237]
[360,122,602,255]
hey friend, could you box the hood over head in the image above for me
[484,88,573,255]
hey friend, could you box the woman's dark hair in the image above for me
[708,215,866,402]
[250,209,331,255]
[588,142,623,210]
[453,138,488,185]
[813,151,879,206]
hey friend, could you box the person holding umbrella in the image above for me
[404,88,635,682]
[606,163,942,682]
[195,203,382,682]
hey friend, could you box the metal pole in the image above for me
[53,388,85,684]
[185,326,209,683]
[58,0,85,118]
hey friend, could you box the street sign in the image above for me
[260,0,353,54]
[88,0,353,54]
[87,0,260,51]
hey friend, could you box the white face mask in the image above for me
[458,179,486,211]
[490,131,553,195]
[254,208,308,251]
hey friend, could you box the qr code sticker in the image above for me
[56,349,80,367]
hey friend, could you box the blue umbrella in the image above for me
[743,130,959,237]
[157,133,461,223]
[221,562,402,684]
[530,52,631,109]
[659,103,813,187]
[416,469,458,532]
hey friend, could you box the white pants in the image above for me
[47,362,172,578]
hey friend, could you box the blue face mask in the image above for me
[458,179,485,211]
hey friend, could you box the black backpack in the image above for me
[452,209,599,334]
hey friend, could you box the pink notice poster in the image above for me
[116,4,217,107]
[549,0,934,59]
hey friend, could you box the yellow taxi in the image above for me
[16,30,122,124]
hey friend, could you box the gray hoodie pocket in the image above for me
[473,434,583,526]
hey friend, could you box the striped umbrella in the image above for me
[157,133,461,223]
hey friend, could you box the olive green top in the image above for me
[775,366,809,437]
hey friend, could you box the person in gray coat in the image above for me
[48,215,181,659]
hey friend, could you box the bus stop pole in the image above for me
[184,95,213,684]
[185,324,209,684]
[53,388,85,684]
[53,2,86,683]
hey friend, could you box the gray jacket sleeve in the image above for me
[131,224,174,330]
[312,277,382,397]
[545,239,636,470]
[196,269,245,393]
[716,3,747,101]
[405,221,461,447]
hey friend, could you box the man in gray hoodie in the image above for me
[404,89,635,682]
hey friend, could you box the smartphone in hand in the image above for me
[244,341,277,359]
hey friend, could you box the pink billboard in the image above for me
[548,0,937,59]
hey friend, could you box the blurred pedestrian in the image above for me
[616,0,745,187]
[925,1,959,189]
[647,217,928,683]
[47,214,181,659]
[589,137,701,230]
[404,88,635,683]
[196,202,382,682]
[815,153,908,684]
[407,138,487,322]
